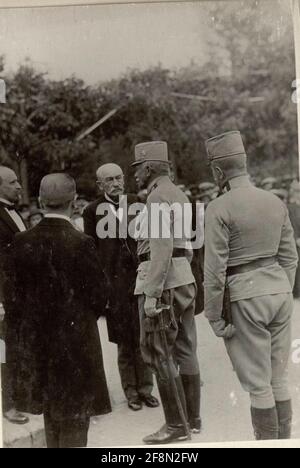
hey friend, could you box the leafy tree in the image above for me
[0,1,297,199]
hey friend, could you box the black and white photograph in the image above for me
[0,0,300,449]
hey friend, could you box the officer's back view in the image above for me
[204,131,298,440]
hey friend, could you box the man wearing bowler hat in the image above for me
[204,131,298,440]
[132,141,201,445]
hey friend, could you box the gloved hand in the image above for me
[144,296,162,318]
[209,318,236,339]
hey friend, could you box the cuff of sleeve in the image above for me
[143,287,163,299]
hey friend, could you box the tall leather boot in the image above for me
[250,407,279,440]
[181,374,202,433]
[143,376,190,445]
[276,400,292,440]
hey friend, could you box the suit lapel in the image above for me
[0,206,21,234]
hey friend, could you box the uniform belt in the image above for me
[138,248,189,264]
[227,257,277,276]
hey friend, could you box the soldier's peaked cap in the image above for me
[205,131,246,164]
[132,141,170,166]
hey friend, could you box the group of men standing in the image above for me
[0,130,298,447]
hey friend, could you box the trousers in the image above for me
[138,283,199,380]
[44,410,90,448]
[117,342,153,400]
[225,293,293,409]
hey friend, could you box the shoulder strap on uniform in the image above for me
[148,183,158,196]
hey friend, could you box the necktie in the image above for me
[108,199,119,208]
[0,202,16,211]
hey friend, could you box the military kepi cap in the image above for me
[205,131,246,164]
[132,141,170,166]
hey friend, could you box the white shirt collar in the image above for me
[1,202,26,232]
[44,214,72,223]
[104,193,125,205]
[104,194,125,222]
[0,197,13,206]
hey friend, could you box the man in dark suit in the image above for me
[83,164,159,412]
[0,165,29,424]
[4,173,111,448]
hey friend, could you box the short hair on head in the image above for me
[40,173,76,209]
[0,165,14,186]
[212,154,247,178]
[147,160,170,177]
[43,200,71,210]
[96,163,123,181]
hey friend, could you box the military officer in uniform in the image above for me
[132,141,201,445]
[204,131,298,440]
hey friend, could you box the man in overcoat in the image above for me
[4,173,111,448]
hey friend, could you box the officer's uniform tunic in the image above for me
[204,175,298,408]
[134,175,199,377]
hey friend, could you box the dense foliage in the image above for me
[0,0,298,199]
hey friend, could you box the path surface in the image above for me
[3,300,300,447]
[88,299,300,447]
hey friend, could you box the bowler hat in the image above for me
[205,131,246,164]
[132,141,170,166]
